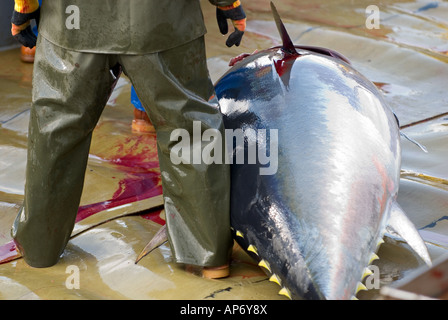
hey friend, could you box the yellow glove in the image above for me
[11,0,40,48]
[216,0,247,47]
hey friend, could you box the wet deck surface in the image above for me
[0,0,447,300]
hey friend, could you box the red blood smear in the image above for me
[75,172,162,223]
[140,209,166,226]
[273,54,297,77]
[431,269,444,279]
[1,130,164,264]
[76,132,163,223]
[0,240,20,264]
[0,170,163,264]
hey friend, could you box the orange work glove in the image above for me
[216,0,247,47]
[11,0,40,48]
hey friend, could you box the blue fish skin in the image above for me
[215,47,401,300]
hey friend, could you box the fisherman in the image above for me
[10,0,246,278]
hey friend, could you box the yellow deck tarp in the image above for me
[0,0,447,300]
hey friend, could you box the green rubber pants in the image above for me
[12,35,233,268]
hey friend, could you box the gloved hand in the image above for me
[216,0,247,47]
[11,0,40,48]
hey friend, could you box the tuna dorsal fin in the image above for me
[387,202,432,267]
[270,2,298,55]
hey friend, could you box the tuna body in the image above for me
[215,47,401,300]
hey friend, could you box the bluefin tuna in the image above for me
[136,2,431,300]
[213,2,431,300]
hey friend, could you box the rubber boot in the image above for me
[20,45,36,63]
[185,264,230,279]
[132,108,155,133]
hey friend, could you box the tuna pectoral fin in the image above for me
[387,202,432,267]
[135,225,168,264]
[400,132,428,153]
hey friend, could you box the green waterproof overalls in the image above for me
[12,0,235,268]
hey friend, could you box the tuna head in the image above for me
[213,2,430,300]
